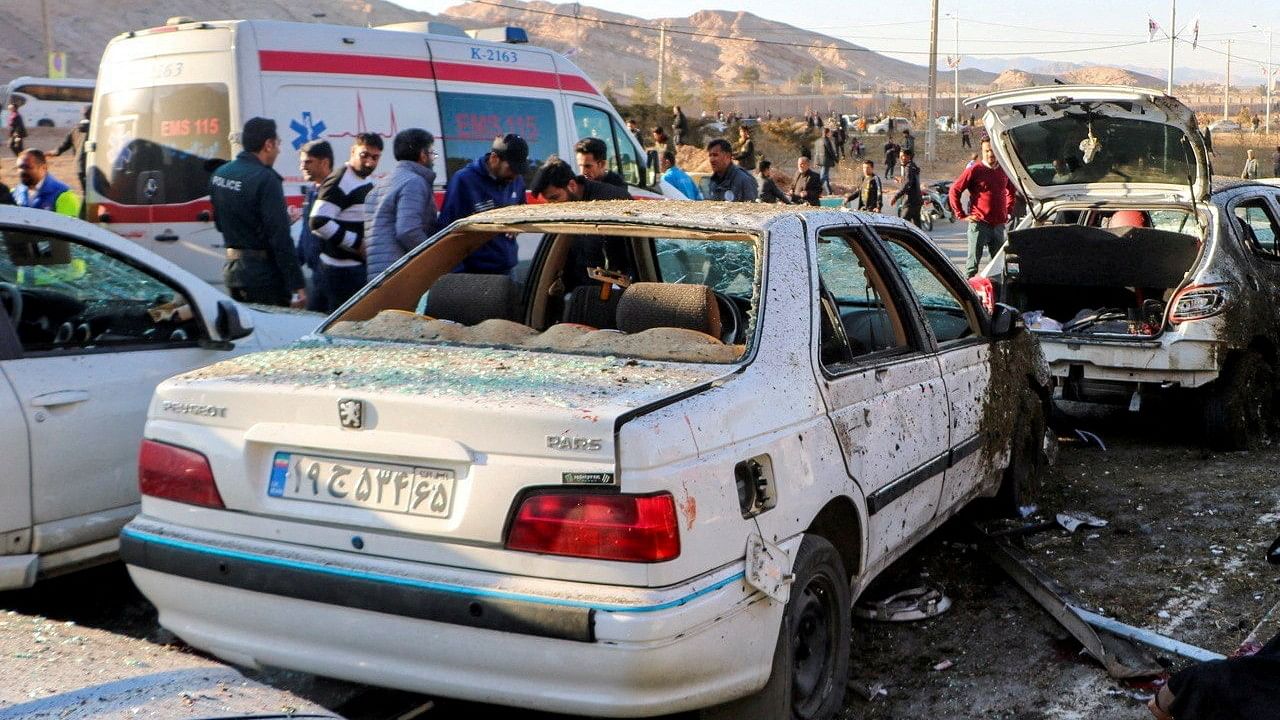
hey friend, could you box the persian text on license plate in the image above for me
[268,452,455,518]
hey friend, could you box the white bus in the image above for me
[4,76,95,127]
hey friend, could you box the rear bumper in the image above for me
[121,518,781,716]
[1040,335,1223,388]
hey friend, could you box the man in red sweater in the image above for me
[950,138,1018,277]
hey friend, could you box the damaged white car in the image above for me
[122,202,1051,719]
[971,85,1280,449]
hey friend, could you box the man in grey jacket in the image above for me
[364,128,437,278]
[705,138,758,202]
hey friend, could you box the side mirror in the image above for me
[990,302,1025,339]
[214,299,253,341]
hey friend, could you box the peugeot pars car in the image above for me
[122,202,1051,719]
[0,206,318,590]
[972,85,1280,449]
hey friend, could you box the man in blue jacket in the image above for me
[438,134,529,275]
[13,150,80,217]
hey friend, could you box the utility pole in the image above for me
[657,22,667,106]
[1167,0,1176,95]
[1267,28,1273,133]
[926,0,939,162]
[952,12,960,128]
[40,0,52,77]
[1224,39,1232,120]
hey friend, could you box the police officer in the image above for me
[210,117,306,308]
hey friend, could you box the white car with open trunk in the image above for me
[971,85,1280,449]
[122,202,1050,718]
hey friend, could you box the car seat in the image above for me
[615,282,723,340]
[1107,210,1149,228]
[423,273,518,325]
[562,285,624,329]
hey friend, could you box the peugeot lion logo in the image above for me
[143,177,159,199]
[338,398,364,429]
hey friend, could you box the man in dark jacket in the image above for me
[756,160,791,204]
[295,139,333,311]
[791,155,823,206]
[672,106,689,146]
[847,160,882,211]
[574,137,627,189]
[815,127,838,194]
[891,149,924,228]
[365,128,437,278]
[209,117,306,307]
[883,136,901,180]
[309,132,381,312]
[438,133,529,275]
[733,126,756,171]
[51,105,90,192]
[705,138,758,202]
[530,159,631,290]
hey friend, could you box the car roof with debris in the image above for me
[456,200,866,233]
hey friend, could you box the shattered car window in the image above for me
[1007,115,1197,188]
[325,227,760,365]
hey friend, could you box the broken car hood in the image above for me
[968,85,1208,204]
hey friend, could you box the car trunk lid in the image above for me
[969,85,1209,205]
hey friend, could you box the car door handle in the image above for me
[30,390,90,408]
[874,367,889,380]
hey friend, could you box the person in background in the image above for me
[891,149,923,228]
[1242,149,1260,180]
[791,155,823,206]
[756,159,791,204]
[847,159,882,212]
[365,128,438,278]
[950,138,1017,277]
[295,139,333,311]
[309,132,382,312]
[672,106,689,147]
[208,117,306,308]
[1272,145,1280,178]
[51,105,90,193]
[815,127,838,194]
[733,126,756,172]
[12,149,81,218]
[574,137,626,189]
[529,158,630,291]
[883,135,900,180]
[660,150,701,200]
[7,102,25,157]
[705,138,757,202]
[901,128,916,157]
[437,133,529,275]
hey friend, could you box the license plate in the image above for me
[268,452,456,518]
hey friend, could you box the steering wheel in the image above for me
[713,291,745,344]
[0,282,22,325]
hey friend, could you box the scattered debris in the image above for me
[853,585,952,622]
[1072,429,1108,451]
[847,679,888,701]
[932,659,954,672]
[1071,606,1224,663]
[1056,511,1110,534]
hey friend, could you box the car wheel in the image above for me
[922,212,934,233]
[700,534,850,720]
[1203,351,1273,450]
[994,388,1047,517]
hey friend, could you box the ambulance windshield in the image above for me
[89,83,231,206]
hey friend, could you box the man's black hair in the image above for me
[863,159,875,167]
[530,158,577,196]
[574,137,608,162]
[759,159,772,173]
[301,140,334,164]
[393,128,434,162]
[242,117,277,153]
[353,132,384,150]
[661,149,676,166]
[706,138,732,154]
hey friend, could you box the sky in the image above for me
[391,0,1280,81]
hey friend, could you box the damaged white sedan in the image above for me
[122,203,1051,719]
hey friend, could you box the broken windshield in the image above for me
[1006,114,1197,188]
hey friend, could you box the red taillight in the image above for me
[1169,283,1230,324]
[506,492,680,563]
[138,439,225,509]
[968,275,995,314]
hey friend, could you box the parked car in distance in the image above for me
[1208,119,1243,133]
[124,201,1052,719]
[0,206,319,590]
[972,85,1280,449]
[867,116,913,134]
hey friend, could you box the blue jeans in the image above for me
[965,221,1006,277]
[820,165,833,194]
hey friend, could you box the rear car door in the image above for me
[1239,192,1280,318]
[811,224,950,566]
[872,224,993,510]
[0,225,227,553]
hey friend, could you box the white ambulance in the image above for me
[86,18,662,285]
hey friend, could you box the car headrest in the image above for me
[563,284,624,329]
[616,282,722,339]
[1107,210,1149,228]
[424,273,517,325]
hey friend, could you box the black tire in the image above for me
[701,534,851,720]
[922,212,934,233]
[994,388,1048,517]
[1203,351,1274,450]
